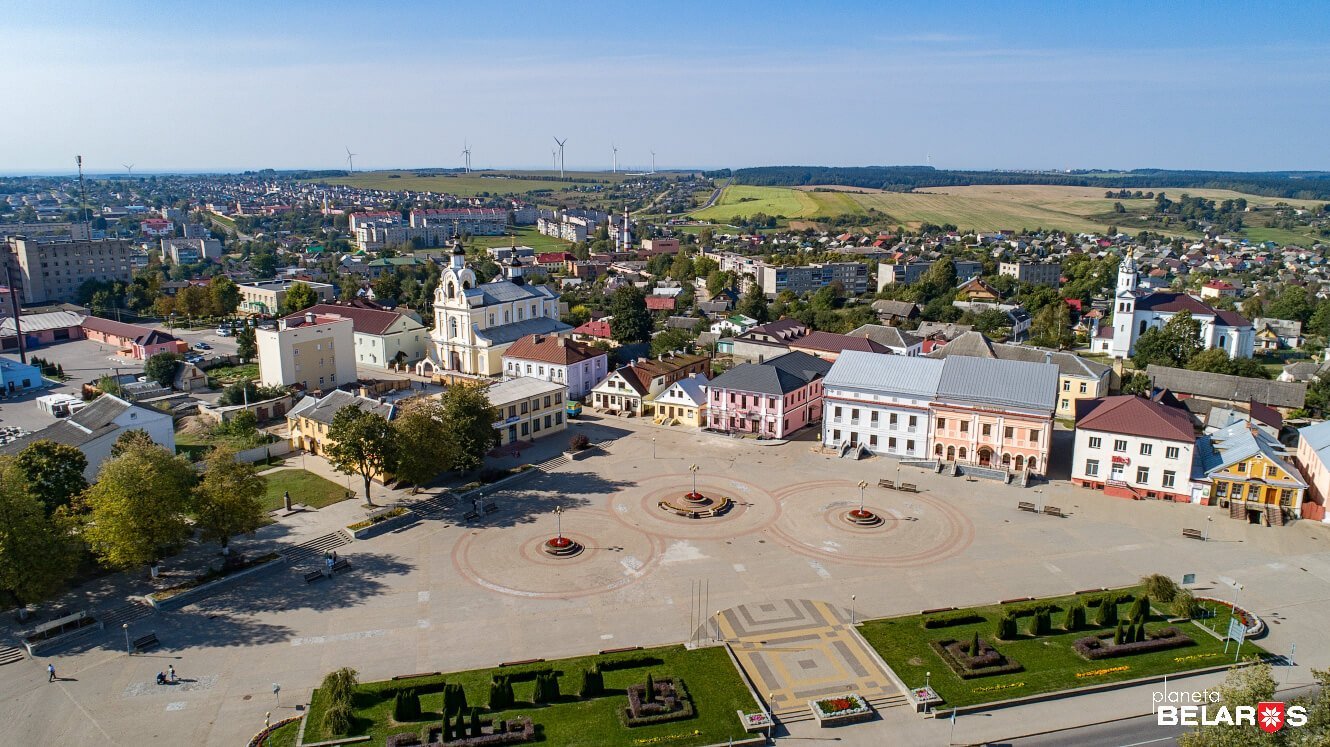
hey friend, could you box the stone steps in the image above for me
[773,692,908,724]
[0,645,25,666]
[100,599,155,629]
[283,531,352,564]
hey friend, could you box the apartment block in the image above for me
[257,311,355,390]
[6,236,135,303]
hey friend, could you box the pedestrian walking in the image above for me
[168,665,176,683]
[47,663,55,682]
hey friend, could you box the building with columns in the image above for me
[1097,249,1253,359]
[416,244,568,378]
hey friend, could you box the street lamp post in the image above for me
[851,595,856,626]
[652,436,656,459]
[554,506,563,543]
[1204,515,1213,542]
[689,463,700,497]
[857,480,868,513]
[924,671,932,714]
[123,623,130,654]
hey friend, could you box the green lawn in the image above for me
[302,645,757,747]
[260,469,351,512]
[205,363,258,385]
[467,226,574,253]
[858,587,1266,709]
[257,719,299,747]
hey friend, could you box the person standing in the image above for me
[168,665,176,683]
[47,663,55,682]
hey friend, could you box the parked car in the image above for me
[193,342,212,350]
[215,326,232,336]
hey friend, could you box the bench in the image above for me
[1182,528,1205,540]
[499,658,545,668]
[599,646,642,655]
[878,479,895,489]
[132,633,159,653]
[899,482,919,493]
[303,570,326,584]
[463,510,480,521]
[1017,501,1038,513]
[1043,505,1066,518]
[483,502,499,514]
[330,558,351,574]
[392,671,442,681]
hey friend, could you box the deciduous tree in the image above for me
[143,351,180,387]
[81,439,198,572]
[438,385,501,473]
[13,440,88,515]
[390,398,451,492]
[283,281,318,314]
[324,407,397,506]
[609,285,652,344]
[0,457,78,603]
[193,446,266,553]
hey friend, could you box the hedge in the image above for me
[922,613,985,629]
[1073,626,1194,660]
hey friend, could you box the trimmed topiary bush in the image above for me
[393,688,421,722]
[1096,598,1119,627]
[968,631,980,657]
[995,613,1017,640]
[579,666,603,698]
[1128,595,1150,624]
[1064,603,1085,631]
[489,675,515,710]
[570,434,590,451]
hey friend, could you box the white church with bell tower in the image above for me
[416,240,568,378]
[1096,248,1253,360]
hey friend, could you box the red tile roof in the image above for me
[645,296,676,311]
[573,320,613,338]
[1076,395,1195,442]
[790,331,889,355]
[502,334,604,365]
[280,303,408,336]
[81,316,179,345]
[537,252,575,264]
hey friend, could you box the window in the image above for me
[833,429,841,441]
[1062,380,1070,391]
[520,401,529,414]
[1136,466,1150,483]
[888,437,897,450]
[1004,426,1013,439]
[1089,436,1102,449]
[555,412,563,424]
[937,417,946,430]
[1235,462,1246,473]
[1113,439,1127,452]
[1165,446,1180,460]
[1215,482,1228,498]
[851,408,859,422]
[1266,466,1278,477]
[889,413,898,427]
[1029,429,1039,444]
[835,406,842,420]
[1085,459,1100,477]
[1162,471,1176,489]
[907,439,915,452]
[520,422,529,436]
[1079,382,1088,394]
[544,395,552,409]
[870,411,878,425]
[982,423,991,437]
[1061,399,1069,409]
[869,435,877,447]
[1280,489,1294,505]
[960,421,969,433]
[1140,443,1153,456]
[909,415,917,429]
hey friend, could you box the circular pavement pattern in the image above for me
[607,472,782,540]
[766,480,975,567]
[451,509,659,599]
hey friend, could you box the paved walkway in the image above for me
[720,599,899,715]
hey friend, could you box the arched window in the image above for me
[1219,335,1227,348]
[1139,320,1147,335]
[958,447,967,461]
[1001,453,1011,467]
[934,444,943,456]
[946,446,955,461]
[446,281,456,299]
[1014,455,1025,471]
[448,318,458,338]
[1027,456,1038,472]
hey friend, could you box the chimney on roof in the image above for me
[305,312,316,325]
[557,337,566,347]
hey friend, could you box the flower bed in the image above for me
[623,677,695,727]
[247,715,301,747]
[1194,597,1266,638]
[1075,665,1130,679]
[809,693,873,727]
[1073,627,1193,660]
[347,507,415,540]
[738,711,772,732]
[930,638,1024,679]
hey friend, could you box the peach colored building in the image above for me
[927,357,1057,475]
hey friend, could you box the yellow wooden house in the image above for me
[1196,420,1306,526]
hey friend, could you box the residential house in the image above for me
[1194,420,1307,525]
[1199,280,1238,299]
[500,333,608,400]
[287,390,396,467]
[589,352,711,415]
[257,311,356,390]
[1252,318,1303,353]
[485,377,567,447]
[1146,365,1306,415]
[710,314,758,336]
[646,373,708,427]
[848,324,922,356]
[704,351,832,438]
[1071,395,1197,502]
[0,394,174,480]
[870,299,920,326]
[957,277,1001,302]
[571,319,615,346]
[787,330,890,362]
[926,331,1110,419]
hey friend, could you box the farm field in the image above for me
[691,183,1325,240]
[409,226,573,254]
[313,170,636,197]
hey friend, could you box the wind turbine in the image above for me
[345,146,357,173]
[123,163,134,178]
[552,136,567,179]
[461,142,472,173]
[611,142,619,174]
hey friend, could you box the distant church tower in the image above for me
[1108,248,1138,359]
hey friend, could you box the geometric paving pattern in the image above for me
[720,599,899,714]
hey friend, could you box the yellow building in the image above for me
[286,390,397,481]
[645,373,708,427]
[1197,420,1307,526]
[485,377,568,447]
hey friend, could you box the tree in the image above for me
[608,285,652,344]
[13,440,88,515]
[737,283,770,324]
[209,276,241,317]
[1132,311,1204,369]
[109,428,157,458]
[193,446,266,553]
[218,380,286,406]
[650,328,693,357]
[438,385,501,473]
[0,457,78,603]
[283,281,318,314]
[1241,295,1264,321]
[235,325,257,361]
[390,398,451,492]
[1177,662,1283,747]
[1029,301,1072,349]
[143,351,180,387]
[81,438,198,571]
[324,407,397,506]
[1264,285,1313,324]
[1309,300,1330,338]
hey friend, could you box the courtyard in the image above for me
[2,414,1328,745]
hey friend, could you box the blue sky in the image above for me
[6,1,1328,173]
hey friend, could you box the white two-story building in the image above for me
[821,351,941,459]
[1071,394,1198,503]
[500,333,608,400]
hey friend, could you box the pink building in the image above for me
[704,351,832,438]
[928,357,1057,474]
[81,316,187,360]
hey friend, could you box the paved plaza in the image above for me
[3,414,1330,745]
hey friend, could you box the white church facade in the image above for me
[416,245,569,377]
[1094,250,1253,359]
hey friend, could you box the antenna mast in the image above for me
[76,155,91,235]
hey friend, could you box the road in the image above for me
[699,177,730,210]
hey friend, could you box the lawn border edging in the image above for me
[721,641,772,721]
[928,657,1263,719]
[145,554,289,611]
[347,508,417,540]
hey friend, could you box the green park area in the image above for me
[260,469,350,512]
[299,645,756,747]
[858,581,1266,709]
